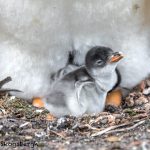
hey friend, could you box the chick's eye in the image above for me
[96,60,103,65]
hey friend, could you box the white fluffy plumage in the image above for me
[0,0,150,99]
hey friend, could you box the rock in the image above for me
[135,97,148,106]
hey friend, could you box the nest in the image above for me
[0,77,149,150]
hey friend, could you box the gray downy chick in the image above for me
[43,46,123,117]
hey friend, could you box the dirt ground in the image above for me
[0,77,150,150]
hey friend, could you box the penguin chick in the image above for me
[44,46,123,117]
[51,49,121,92]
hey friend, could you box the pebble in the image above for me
[57,117,70,129]
[35,131,46,138]
[144,103,150,112]
[19,122,31,128]
[25,135,33,140]
[101,118,108,124]
[135,97,148,106]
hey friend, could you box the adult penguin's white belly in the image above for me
[0,0,149,99]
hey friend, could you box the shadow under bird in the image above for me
[43,46,123,116]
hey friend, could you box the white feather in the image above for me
[0,0,149,99]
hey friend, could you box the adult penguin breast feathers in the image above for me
[43,46,123,117]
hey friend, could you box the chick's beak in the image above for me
[109,52,124,63]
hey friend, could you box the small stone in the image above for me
[65,141,70,145]
[25,135,33,140]
[35,109,44,113]
[0,109,6,115]
[107,115,116,123]
[144,103,150,112]
[101,118,108,124]
[115,119,121,124]
[0,125,3,130]
[10,96,16,100]
[19,122,31,128]
[57,117,71,129]
[143,88,150,95]
[135,97,148,106]
[35,131,46,138]
[106,136,121,142]
[125,97,134,107]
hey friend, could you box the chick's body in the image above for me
[44,47,120,116]
[45,67,116,116]
[45,68,91,116]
